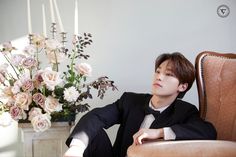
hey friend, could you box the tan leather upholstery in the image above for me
[127,52,236,157]
[196,52,236,141]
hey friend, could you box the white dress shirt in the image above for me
[140,101,176,140]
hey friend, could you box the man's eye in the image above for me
[156,70,160,74]
[166,73,174,76]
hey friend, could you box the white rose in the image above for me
[28,107,42,121]
[31,114,51,132]
[46,50,66,63]
[45,39,62,50]
[41,68,62,91]
[1,86,14,98]
[32,34,45,48]
[11,54,26,66]
[74,63,92,76]
[0,63,9,74]
[44,96,62,113]
[0,73,5,84]
[11,84,21,94]
[63,86,79,102]
[24,45,36,55]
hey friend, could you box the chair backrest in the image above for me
[195,51,236,141]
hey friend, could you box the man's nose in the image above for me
[156,73,164,81]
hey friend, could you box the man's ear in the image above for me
[178,83,188,92]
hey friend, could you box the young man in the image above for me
[64,52,217,157]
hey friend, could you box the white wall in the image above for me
[0,0,236,149]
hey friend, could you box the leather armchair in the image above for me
[127,52,236,157]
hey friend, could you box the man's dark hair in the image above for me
[155,52,195,98]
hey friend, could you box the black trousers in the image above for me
[83,129,114,157]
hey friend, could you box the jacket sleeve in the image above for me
[170,105,217,140]
[65,93,126,147]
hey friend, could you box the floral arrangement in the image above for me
[0,33,117,132]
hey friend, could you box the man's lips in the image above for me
[153,83,162,88]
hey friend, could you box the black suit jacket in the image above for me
[66,92,217,157]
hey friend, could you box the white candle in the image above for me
[27,0,32,34]
[74,0,78,35]
[42,4,47,38]
[53,0,64,32]
[49,0,55,23]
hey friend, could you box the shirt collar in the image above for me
[149,100,170,113]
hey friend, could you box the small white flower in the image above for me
[0,112,13,126]
[63,86,79,102]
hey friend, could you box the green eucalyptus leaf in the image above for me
[64,83,74,88]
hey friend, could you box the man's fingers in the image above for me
[137,132,148,145]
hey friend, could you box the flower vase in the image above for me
[0,120,22,157]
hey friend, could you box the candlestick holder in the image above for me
[28,34,33,45]
[60,32,67,54]
[50,22,57,39]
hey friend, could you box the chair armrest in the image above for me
[127,140,236,157]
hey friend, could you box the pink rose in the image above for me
[22,80,34,92]
[10,106,26,120]
[14,92,32,110]
[33,93,46,108]
[21,57,38,69]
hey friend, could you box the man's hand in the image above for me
[132,128,164,145]
[63,145,84,157]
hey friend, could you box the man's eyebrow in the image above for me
[166,68,174,72]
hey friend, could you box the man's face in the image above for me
[152,60,183,97]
